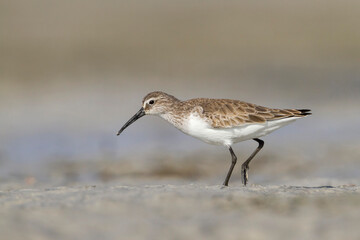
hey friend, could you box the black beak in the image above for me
[116,107,145,136]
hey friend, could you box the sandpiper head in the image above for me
[142,91,178,115]
[117,91,178,136]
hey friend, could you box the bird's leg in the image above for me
[223,146,237,187]
[241,138,264,186]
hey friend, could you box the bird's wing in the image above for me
[193,99,310,128]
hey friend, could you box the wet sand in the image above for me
[1,181,359,240]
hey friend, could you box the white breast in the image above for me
[178,113,299,146]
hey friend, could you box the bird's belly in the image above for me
[183,124,264,146]
[180,114,299,146]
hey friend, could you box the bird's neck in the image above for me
[159,101,189,130]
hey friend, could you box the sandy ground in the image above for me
[1,145,360,240]
[1,180,360,240]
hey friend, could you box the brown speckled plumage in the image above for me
[188,98,310,128]
[142,91,311,129]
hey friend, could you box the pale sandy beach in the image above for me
[1,181,360,240]
[1,146,360,240]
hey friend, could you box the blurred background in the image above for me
[1,0,360,188]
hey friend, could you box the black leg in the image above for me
[223,146,237,187]
[241,138,264,186]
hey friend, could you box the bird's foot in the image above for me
[220,184,228,189]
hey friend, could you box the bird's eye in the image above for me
[149,100,155,105]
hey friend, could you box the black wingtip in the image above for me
[297,109,312,116]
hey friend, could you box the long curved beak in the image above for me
[116,107,145,136]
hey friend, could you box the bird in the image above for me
[116,91,311,186]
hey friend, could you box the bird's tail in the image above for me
[296,109,312,116]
